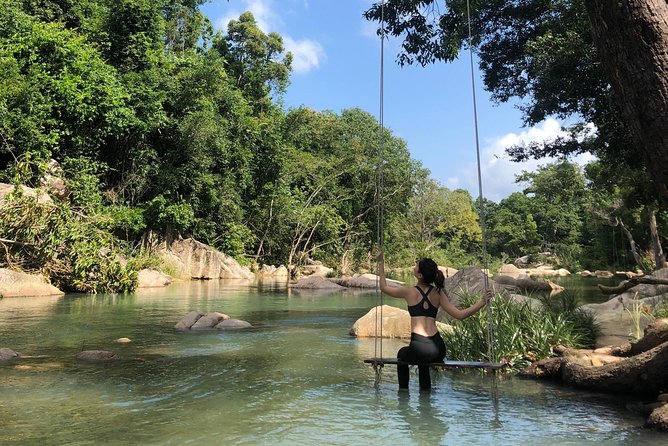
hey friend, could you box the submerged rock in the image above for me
[216,319,252,330]
[76,350,120,361]
[0,348,21,361]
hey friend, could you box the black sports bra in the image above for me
[407,286,438,318]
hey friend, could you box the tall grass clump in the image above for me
[440,289,599,371]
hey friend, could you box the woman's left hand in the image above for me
[483,288,494,304]
[375,248,384,262]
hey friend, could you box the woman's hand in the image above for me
[375,248,384,262]
[483,288,494,304]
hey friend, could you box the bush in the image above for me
[0,189,136,293]
[440,289,599,371]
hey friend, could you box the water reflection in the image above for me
[397,392,449,446]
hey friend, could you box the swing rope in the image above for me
[373,0,387,385]
[369,0,502,377]
[466,0,496,364]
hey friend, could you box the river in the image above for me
[0,279,666,445]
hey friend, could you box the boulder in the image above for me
[647,404,668,431]
[158,237,254,280]
[257,264,289,278]
[0,348,20,361]
[301,263,334,277]
[498,264,525,276]
[216,319,252,330]
[438,266,459,278]
[350,305,412,338]
[494,274,564,295]
[174,311,205,331]
[190,312,230,330]
[0,268,64,298]
[292,276,345,290]
[442,267,500,305]
[0,183,52,205]
[349,305,453,339]
[76,350,120,361]
[330,274,403,289]
[137,269,172,288]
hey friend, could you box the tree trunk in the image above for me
[583,1,668,208]
[521,340,668,396]
[648,207,666,269]
[561,340,668,395]
[616,217,647,272]
[598,275,668,294]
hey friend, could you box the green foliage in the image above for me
[441,290,598,371]
[0,188,136,293]
[143,195,194,235]
[214,11,291,114]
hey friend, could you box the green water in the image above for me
[1,280,666,445]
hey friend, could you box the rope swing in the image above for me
[367,0,503,377]
[372,0,387,386]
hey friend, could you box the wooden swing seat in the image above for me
[364,357,505,370]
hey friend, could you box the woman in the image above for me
[376,249,492,392]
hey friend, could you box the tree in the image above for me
[582,1,668,208]
[364,1,668,208]
[214,12,292,115]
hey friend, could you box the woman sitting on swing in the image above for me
[375,249,493,392]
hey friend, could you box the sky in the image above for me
[200,0,594,203]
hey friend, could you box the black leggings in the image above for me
[397,332,447,391]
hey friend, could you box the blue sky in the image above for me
[201,0,593,202]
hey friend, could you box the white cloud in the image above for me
[284,37,325,74]
[212,0,325,75]
[450,118,597,202]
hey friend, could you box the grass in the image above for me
[439,289,599,371]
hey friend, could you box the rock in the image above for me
[190,312,230,330]
[494,274,560,293]
[647,403,668,431]
[438,266,459,278]
[292,276,345,290]
[593,270,614,279]
[174,311,205,331]
[38,159,68,200]
[257,265,289,278]
[0,268,64,298]
[301,263,334,277]
[0,348,20,361]
[582,296,661,347]
[76,350,120,361]
[137,269,172,288]
[330,274,402,289]
[441,267,501,305]
[0,183,52,205]
[350,305,411,338]
[216,319,252,330]
[158,237,254,280]
[498,264,525,276]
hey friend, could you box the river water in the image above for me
[1,280,666,445]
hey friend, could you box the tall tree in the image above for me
[364,0,668,208]
[582,1,668,208]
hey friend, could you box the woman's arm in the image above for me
[376,249,412,299]
[439,288,493,320]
